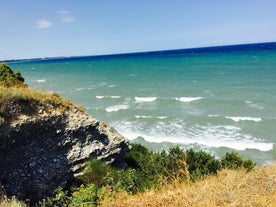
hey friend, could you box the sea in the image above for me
[8,42,276,165]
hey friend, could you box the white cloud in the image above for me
[36,20,52,29]
[58,10,75,22]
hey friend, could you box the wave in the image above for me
[135,97,157,102]
[112,120,273,152]
[176,97,204,102]
[245,101,264,110]
[135,115,167,119]
[105,104,129,112]
[76,87,86,91]
[96,95,121,99]
[208,114,220,117]
[36,79,46,83]
[225,116,262,122]
[135,115,152,119]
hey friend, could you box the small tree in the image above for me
[0,64,25,87]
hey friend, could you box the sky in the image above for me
[1,0,276,60]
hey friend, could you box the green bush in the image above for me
[186,149,221,181]
[114,169,142,194]
[71,184,99,207]
[40,187,71,207]
[221,152,256,172]
[81,158,112,187]
[0,64,25,87]
[125,145,189,188]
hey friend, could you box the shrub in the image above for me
[0,64,25,87]
[81,158,112,187]
[114,169,142,194]
[71,184,99,207]
[40,187,71,207]
[221,152,256,172]
[186,149,221,181]
[125,144,189,188]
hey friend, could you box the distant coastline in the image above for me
[2,41,276,63]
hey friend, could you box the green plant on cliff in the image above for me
[221,151,256,172]
[0,64,25,87]
[186,149,221,181]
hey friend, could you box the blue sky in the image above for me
[1,0,276,60]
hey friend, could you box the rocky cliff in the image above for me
[0,98,130,202]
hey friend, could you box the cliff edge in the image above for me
[0,64,130,202]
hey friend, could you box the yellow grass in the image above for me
[0,196,26,207]
[0,86,85,115]
[100,164,276,207]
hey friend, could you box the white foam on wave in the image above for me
[208,114,220,117]
[105,104,129,112]
[76,87,86,91]
[36,79,46,83]
[135,115,167,119]
[112,120,273,152]
[225,116,262,122]
[157,116,167,119]
[176,97,204,103]
[245,101,264,110]
[135,97,157,102]
[96,95,121,99]
[135,115,152,119]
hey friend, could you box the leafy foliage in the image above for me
[71,184,99,207]
[186,149,221,181]
[40,187,71,207]
[81,158,112,187]
[0,64,25,87]
[221,152,256,172]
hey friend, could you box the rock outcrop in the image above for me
[0,99,130,202]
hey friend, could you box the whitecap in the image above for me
[112,120,273,152]
[37,79,46,83]
[225,116,262,122]
[135,115,152,119]
[135,115,167,119]
[135,97,157,102]
[157,116,167,119]
[110,96,121,99]
[105,104,129,112]
[245,101,264,110]
[208,114,220,117]
[176,97,203,102]
[96,96,105,99]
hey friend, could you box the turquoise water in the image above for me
[9,44,276,165]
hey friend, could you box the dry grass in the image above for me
[0,195,26,207]
[100,164,276,207]
[0,86,85,116]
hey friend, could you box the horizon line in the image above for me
[2,41,276,63]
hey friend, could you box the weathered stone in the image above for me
[0,101,130,202]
